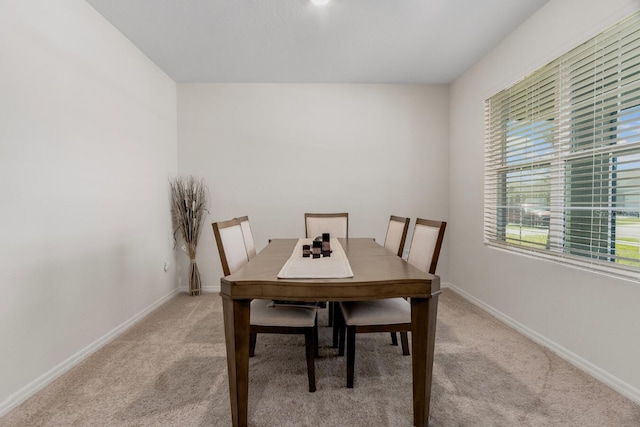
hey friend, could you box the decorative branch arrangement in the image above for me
[170,176,209,296]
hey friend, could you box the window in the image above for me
[484,12,640,280]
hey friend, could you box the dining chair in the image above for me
[305,212,349,239]
[337,217,446,388]
[212,218,319,392]
[384,215,410,257]
[383,215,410,346]
[235,215,257,260]
[332,215,411,347]
[304,212,349,333]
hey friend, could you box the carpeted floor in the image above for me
[1,289,639,426]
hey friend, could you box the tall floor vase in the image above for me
[170,176,209,296]
[188,253,201,295]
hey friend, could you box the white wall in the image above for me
[449,0,640,402]
[177,84,449,289]
[0,0,177,413]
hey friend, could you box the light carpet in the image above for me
[1,289,639,426]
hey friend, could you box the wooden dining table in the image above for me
[220,238,440,427]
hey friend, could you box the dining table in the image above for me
[220,237,441,427]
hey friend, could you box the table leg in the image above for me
[411,294,439,427]
[222,295,251,427]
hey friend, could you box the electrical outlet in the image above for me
[163,260,169,272]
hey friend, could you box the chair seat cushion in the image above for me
[339,298,410,326]
[250,299,317,327]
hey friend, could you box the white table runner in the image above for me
[277,238,354,279]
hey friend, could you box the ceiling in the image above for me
[85,0,549,84]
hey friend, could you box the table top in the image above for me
[220,238,439,301]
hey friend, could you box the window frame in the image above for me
[484,11,640,281]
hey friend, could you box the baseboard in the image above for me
[442,282,640,406]
[0,287,180,418]
[177,284,220,294]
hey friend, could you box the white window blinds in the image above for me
[484,11,640,280]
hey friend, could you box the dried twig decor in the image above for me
[170,176,209,295]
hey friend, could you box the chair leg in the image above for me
[390,332,398,346]
[346,326,356,388]
[328,301,334,327]
[400,332,410,356]
[249,332,257,357]
[304,329,316,392]
[336,308,346,356]
[314,315,319,358]
[332,305,343,348]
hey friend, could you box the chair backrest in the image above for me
[407,218,447,274]
[235,216,257,260]
[305,212,349,238]
[384,215,410,257]
[212,219,249,276]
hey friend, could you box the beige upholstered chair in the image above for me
[383,215,410,346]
[213,218,250,276]
[212,218,318,392]
[304,212,349,335]
[333,215,410,347]
[235,215,257,260]
[337,218,446,388]
[305,212,349,239]
[384,215,410,257]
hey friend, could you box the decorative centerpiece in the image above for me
[170,176,209,296]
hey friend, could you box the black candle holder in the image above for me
[312,240,322,258]
[322,233,331,257]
